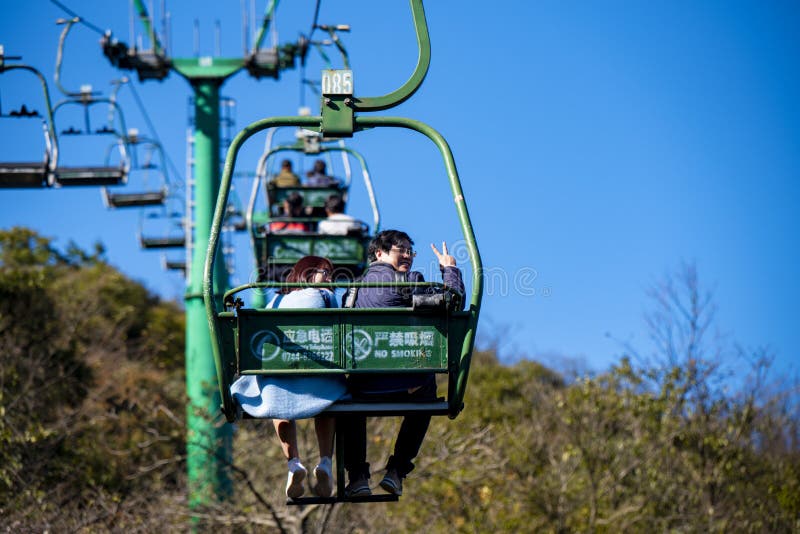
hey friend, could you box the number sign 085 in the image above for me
[321,70,353,95]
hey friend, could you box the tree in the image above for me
[0,228,187,530]
[3,234,797,532]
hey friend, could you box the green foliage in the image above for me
[1,233,797,533]
[0,228,187,530]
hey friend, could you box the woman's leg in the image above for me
[312,416,336,497]
[314,416,335,458]
[273,419,300,460]
[273,419,307,498]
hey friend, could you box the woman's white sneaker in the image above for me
[286,458,307,499]
[313,456,334,497]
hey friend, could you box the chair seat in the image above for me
[56,166,126,186]
[106,190,166,207]
[0,163,47,188]
[139,235,186,249]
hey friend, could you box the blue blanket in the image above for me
[231,374,347,419]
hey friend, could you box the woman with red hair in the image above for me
[230,255,344,499]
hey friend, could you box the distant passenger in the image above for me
[270,192,310,233]
[318,194,364,235]
[305,160,339,187]
[270,159,301,187]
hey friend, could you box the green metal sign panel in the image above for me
[235,310,448,374]
[241,317,342,371]
[343,320,447,371]
[266,235,365,263]
[267,235,313,260]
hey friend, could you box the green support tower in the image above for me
[183,78,231,507]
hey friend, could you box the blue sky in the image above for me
[1,1,798,378]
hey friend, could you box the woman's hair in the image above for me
[282,255,334,293]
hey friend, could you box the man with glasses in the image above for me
[341,229,464,498]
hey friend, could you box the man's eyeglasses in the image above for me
[389,246,416,257]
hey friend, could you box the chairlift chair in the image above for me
[102,132,169,208]
[0,47,58,188]
[50,18,130,187]
[207,115,481,504]
[210,110,481,414]
[138,206,186,249]
[249,136,379,281]
[162,254,187,274]
[51,96,131,187]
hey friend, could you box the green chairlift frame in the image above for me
[248,137,380,281]
[204,0,481,503]
[206,113,482,414]
[0,47,58,188]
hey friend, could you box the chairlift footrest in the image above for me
[286,493,399,506]
[322,400,449,416]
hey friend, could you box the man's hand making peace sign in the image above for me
[431,241,456,268]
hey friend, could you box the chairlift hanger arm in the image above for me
[132,0,165,56]
[99,1,169,80]
[311,42,333,70]
[54,18,83,97]
[327,26,351,69]
[352,0,430,112]
[251,0,280,54]
[54,17,103,98]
